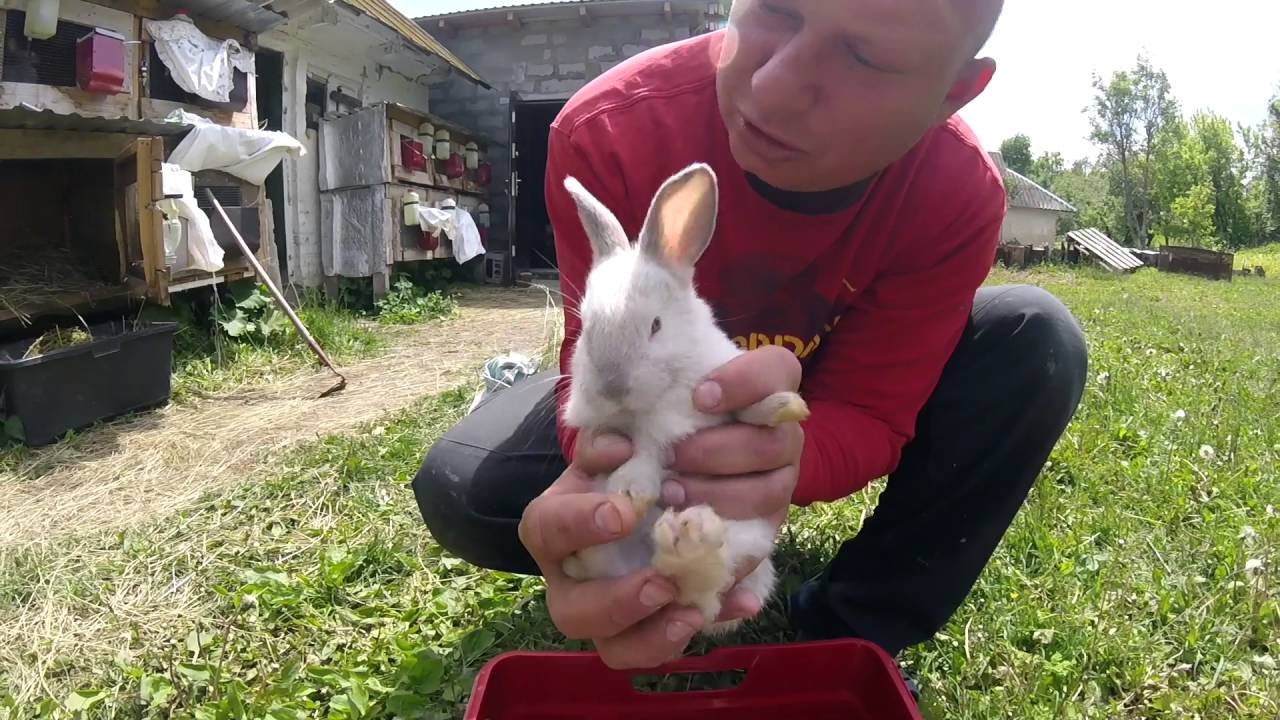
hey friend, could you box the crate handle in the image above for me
[91,339,123,358]
[630,645,765,684]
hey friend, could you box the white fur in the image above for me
[558,164,807,636]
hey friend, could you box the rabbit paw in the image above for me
[606,459,661,516]
[735,391,810,427]
[652,506,726,563]
[561,552,589,580]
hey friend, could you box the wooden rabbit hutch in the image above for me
[0,0,284,328]
[318,101,496,297]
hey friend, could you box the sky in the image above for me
[393,0,1280,164]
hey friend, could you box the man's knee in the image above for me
[412,436,472,554]
[979,284,1088,415]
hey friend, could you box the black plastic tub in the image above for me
[0,320,179,446]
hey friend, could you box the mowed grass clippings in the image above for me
[0,259,1276,718]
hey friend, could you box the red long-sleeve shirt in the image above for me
[545,31,1004,506]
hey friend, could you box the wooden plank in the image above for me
[86,0,254,46]
[0,0,139,117]
[0,128,138,158]
[0,282,138,324]
[0,81,135,119]
[0,10,7,81]
[140,98,254,130]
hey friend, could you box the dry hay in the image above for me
[0,237,112,323]
[0,281,563,548]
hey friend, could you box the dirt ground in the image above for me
[0,282,561,548]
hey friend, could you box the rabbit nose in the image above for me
[596,364,628,401]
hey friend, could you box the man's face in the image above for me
[715,0,997,192]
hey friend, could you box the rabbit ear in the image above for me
[563,176,630,264]
[638,163,718,273]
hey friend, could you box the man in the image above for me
[415,0,1087,684]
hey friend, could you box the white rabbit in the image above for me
[557,162,809,635]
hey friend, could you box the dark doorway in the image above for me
[513,99,566,272]
[255,49,288,285]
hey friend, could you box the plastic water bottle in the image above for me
[160,200,182,268]
[23,0,61,40]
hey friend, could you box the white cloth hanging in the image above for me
[144,16,254,103]
[165,109,305,186]
[449,204,485,265]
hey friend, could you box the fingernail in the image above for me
[694,381,722,410]
[593,433,628,454]
[738,592,762,616]
[594,501,622,535]
[640,581,674,608]
[661,480,686,508]
[666,619,695,643]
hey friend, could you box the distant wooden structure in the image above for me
[1158,245,1234,282]
[1064,228,1144,273]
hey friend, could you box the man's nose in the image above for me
[751,38,820,114]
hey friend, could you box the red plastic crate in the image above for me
[75,28,126,95]
[464,640,922,719]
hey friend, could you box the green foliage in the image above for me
[160,283,385,401]
[1164,183,1216,246]
[218,283,290,344]
[2,267,1277,719]
[1088,54,1180,246]
[375,277,460,326]
[999,133,1034,175]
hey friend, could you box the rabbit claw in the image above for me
[736,391,810,427]
[606,457,661,516]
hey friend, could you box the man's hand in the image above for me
[662,345,806,618]
[518,432,708,670]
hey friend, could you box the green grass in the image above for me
[0,263,1276,718]
[170,298,387,403]
[1237,241,1280,272]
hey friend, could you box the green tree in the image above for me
[999,133,1034,175]
[1088,54,1180,247]
[1029,151,1066,189]
[1190,112,1252,247]
[1164,183,1217,246]
[1051,159,1124,237]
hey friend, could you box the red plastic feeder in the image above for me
[76,28,126,95]
[464,640,922,720]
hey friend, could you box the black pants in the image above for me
[412,284,1088,656]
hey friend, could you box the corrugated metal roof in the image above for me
[1066,228,1145,273]
[988,151,1076,214]
[1004,168,1076,213]
[157,0,287,33]
[340,0,488,86]
[421,0,606,17]
[0,107,193,136]
[420,0,719,20]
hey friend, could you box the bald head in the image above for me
[962,0,1004,57]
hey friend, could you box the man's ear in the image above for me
[935,57,997,124]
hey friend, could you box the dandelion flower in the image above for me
[1245,558,1264,573]
[1199,444,1216,461]
[1172,409,1187,421]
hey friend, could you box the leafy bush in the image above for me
[217,283,290,345]
[375,278,459,326]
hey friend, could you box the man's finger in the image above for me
[594,605,707,670]
[693,345,802,413]
[670,422,802,477]
[518,491,635,573]
[547,568,678,640]
[715,586,765,623]
[661,466,796,521]
[570,430,634,477]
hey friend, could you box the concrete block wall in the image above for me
[423,12,710,266]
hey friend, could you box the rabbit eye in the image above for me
[651,317,662,336]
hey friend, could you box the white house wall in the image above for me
[260,17,438,288]
[1001,207,1061,248]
